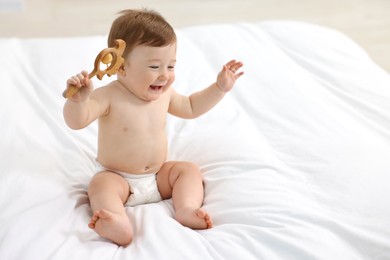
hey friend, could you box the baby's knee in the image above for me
[166,161,200,182]
[177,161,201,177]
[182,161,200,172]
[165,161,203,186]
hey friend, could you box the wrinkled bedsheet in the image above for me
[1,21,390,259]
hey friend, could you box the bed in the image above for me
[1,21,390,259]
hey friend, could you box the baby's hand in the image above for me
[66,70,93,101]
[216,60,244,92]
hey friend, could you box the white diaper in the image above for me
[96,162,162,207]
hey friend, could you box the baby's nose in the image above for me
[158,71,169,80]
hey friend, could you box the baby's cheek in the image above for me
[169,74,176,83]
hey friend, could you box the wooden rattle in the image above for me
[62,39,126,98]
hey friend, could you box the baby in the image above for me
[63,9,243,246]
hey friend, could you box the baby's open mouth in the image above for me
[150,85,163,90]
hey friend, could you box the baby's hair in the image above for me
[108,9,176,58]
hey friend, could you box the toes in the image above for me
[202,213,213,229]
[195,209,213,229]
[88,211,100,229]
[206,217,213,229]
[88,209,113,229]
[88,222,96,229]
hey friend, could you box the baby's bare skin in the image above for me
[96,79,170,174]
[64,43,243,245]
[88,209,133,245]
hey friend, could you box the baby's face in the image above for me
[120,43,177,101]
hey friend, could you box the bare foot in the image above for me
[175,207,213,229]
[88,209,132,246]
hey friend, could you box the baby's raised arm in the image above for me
[168,60,243,119]
[63,71,109,130]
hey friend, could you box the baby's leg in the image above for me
[157,161,213,229]
[88,171,132,245]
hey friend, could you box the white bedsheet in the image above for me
[1,21,390,259]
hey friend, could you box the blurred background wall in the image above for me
[1,0,389,72]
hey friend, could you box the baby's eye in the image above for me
[149,65,159,69]
[168,65,175,71]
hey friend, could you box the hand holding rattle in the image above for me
[62,39,126,98]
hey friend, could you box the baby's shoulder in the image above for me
[92,81,118,96]
[89,82,118,107]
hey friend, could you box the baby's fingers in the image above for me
[81,70,89,77]
[235,71,244,79]
[72,72,89,88]
[67,76,81,87]
[76,73,87,84]
[225,60,243,74]
[234,61,244,70]
[225,59,237,67]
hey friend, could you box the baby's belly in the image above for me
[97,135,168,174]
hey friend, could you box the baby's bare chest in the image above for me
[104,99,169,133]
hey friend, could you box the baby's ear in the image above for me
[117,63,126,75]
